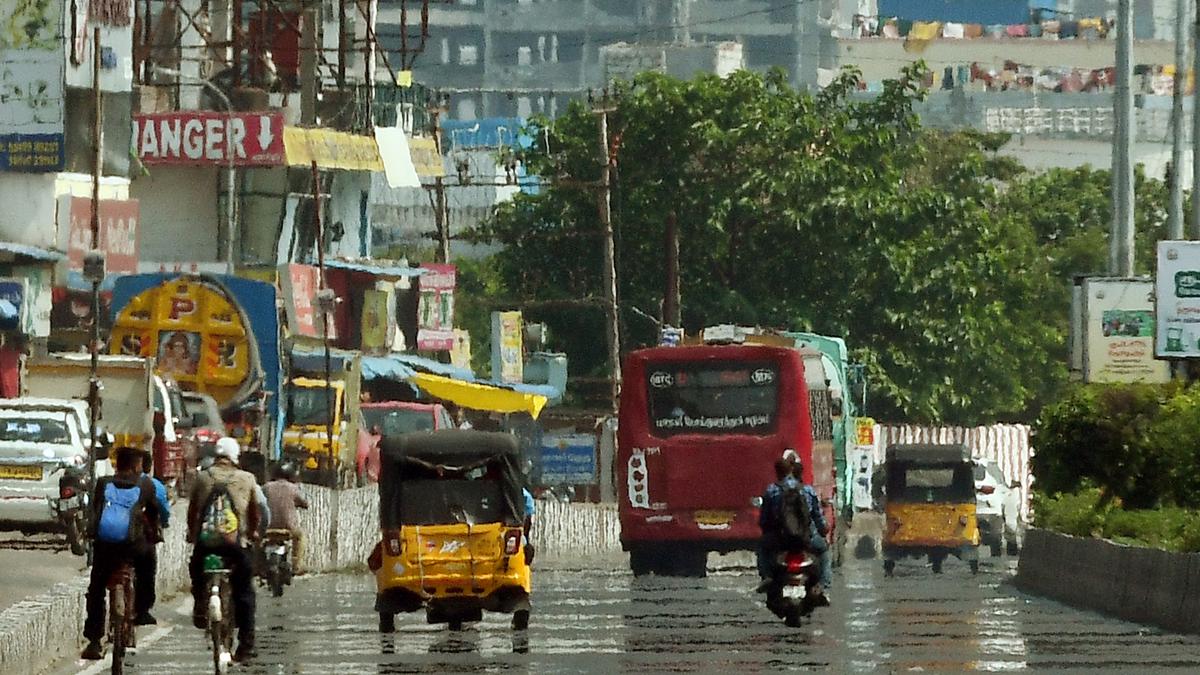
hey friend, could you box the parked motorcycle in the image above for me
[258,529,295,597]
[50,464,92,558]
[761,550,821,627]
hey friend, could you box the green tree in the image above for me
[473,66,1066,423]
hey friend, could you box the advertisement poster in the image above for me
[417,263,455,351]
[539,433,597,485]
[110,277,254,406]
[11,266,50,337]
[0,0,65,171]
[1082,277,1170,383]
[490,311,523,384]
[1156,241,1200,359]
[278,264,336,340]
[0,278,27,331]
[449,329,472,372]
[360,288,394,352]
[64,196,140,275]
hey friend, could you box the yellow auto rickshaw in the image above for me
[370,430,532,632]
[881,443,980,575]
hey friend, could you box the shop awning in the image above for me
[0,242,63,262]
[393,353,474,382]
[284,127,384,171]
[360,355,417,382]
[323,259,425,278]
[410,372,548,419]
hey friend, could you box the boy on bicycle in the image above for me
[81,446,161,660]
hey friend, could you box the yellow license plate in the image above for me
[693,510,736,526]
[0,465,42,480]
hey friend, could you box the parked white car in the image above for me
[0,398,108,532]
[973,459,1023,557]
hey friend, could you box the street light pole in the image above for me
[152,66,238,273]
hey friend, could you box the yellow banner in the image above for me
[284,127,384,171]
[410,373,547,419]
[408,137,445,178]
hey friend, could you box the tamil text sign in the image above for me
[65,197,139,274]
[0,0,65,171]
[539,433,597,485]
[133,112,285,166]
[1156,241,1200,359]
[417,264,456,351]
[1082,277,1169,383]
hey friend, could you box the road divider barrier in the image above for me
[1016,528,1200,635]
[0,487,621,673]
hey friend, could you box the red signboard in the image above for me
[67,197,140,274]
[133,112,286,166]
[417,263,456,351]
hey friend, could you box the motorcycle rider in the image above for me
[80,447,161,660]
[263,462,309,574]
[756,457,798,587]
[187,437,261,661]
[790,457,832,606]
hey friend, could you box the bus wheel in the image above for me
[629,548,655,576]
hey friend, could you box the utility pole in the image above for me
[87,26,104,486]
[300,8,318,125]
[1193,1,1200,238]
[427,103,450,263]
[1112,0,1136,275]
[593,93,621,413]
[311,161,335,487]
[1169,0,1190,239]
[663,211,681,329]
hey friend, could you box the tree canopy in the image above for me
[467,66,1168,424]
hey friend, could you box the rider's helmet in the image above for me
[213,436,241,464]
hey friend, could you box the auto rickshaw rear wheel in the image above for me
[883,559,895,576]
[930,555,944,574]
[448,619,465,631]
[969,559,979,574]
[512,609,530,631]
[378,612,396,633]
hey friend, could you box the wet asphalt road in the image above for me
[56,553,1200,674]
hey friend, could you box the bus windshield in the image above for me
[645,361,779,437]
[288,387,335,426]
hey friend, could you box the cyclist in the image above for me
[262,462,308,573]
[81,447,160,660]
[187,437,261,662]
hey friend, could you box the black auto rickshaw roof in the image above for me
[885,443,971,464]
[380,430,520,467]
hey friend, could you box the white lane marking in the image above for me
[71,624,174,675]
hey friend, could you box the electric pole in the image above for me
[664,211,681,329]
[427,102,451,263]
[1193,0,1200,238]
[593,93,621,413]
[1169,0,1190,239]
[87,26,104,487]
[1112,0,1136,275]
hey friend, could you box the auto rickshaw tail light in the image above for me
[385,531,402,556]
[504,529,521,555]
[977,485,995,495]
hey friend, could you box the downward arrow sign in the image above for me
[258,116,274,150]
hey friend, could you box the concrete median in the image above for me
[1016,528,1200,636]
[0,487,620,673]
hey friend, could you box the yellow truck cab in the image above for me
[283,371,360,487]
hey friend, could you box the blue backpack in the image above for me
[97,480,149,544]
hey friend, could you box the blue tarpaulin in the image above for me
[877,0,1029,24]
[391,353,474,382]
[442,118,534,152]
[360,355,417,381]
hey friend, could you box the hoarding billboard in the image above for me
[417,263,455,351]
[0,0,65,172]
[1156,241,1200,359]
[1082,277,1170,383]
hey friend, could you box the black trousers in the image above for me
[134,547,156,615]
[84,542,135,641]
[190,545,256,638]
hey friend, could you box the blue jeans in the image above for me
[810,535,833,589]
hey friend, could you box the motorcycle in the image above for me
[761,549,821,627]
[258,529,295,597]
[50,464,92,558]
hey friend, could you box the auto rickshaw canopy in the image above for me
[378,430,526,529]
[884,443,975,504]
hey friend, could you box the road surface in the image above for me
[52,553,1200,673]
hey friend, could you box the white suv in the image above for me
[973,459,1022,557]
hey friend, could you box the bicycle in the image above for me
[107,562,136,675]
[203,554,235,674]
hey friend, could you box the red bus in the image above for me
[618,343,835,576]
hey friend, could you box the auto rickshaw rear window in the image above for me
[887,463,974,502]
[398,479,508,526]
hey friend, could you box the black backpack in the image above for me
[776,482,812,550]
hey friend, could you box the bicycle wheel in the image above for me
[110,584,125,675]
